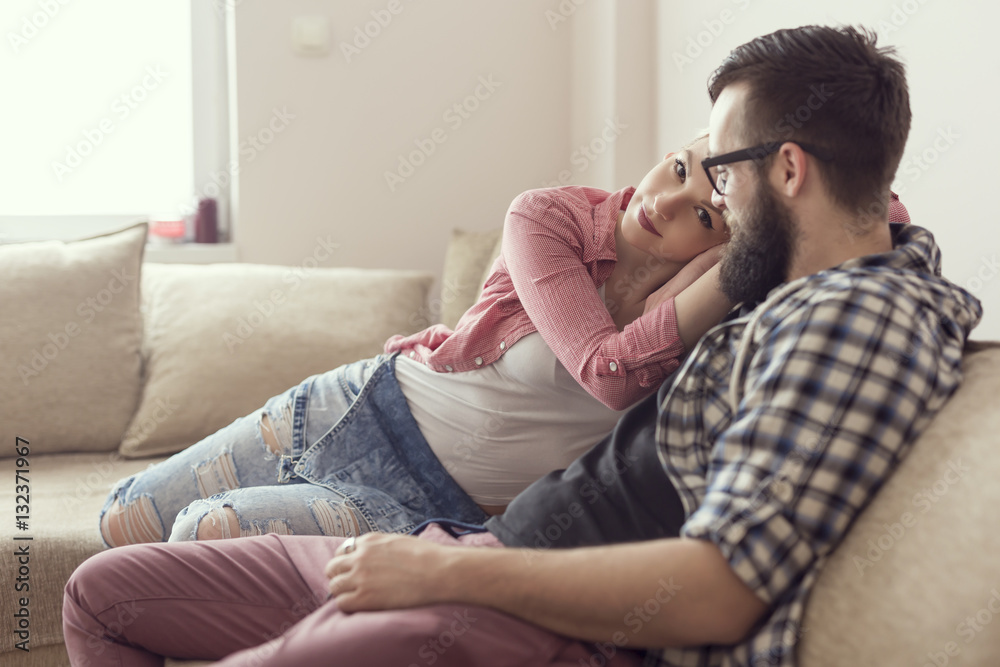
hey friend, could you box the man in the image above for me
[64,25,981,666]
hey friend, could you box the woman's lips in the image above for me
[638,204,662,237]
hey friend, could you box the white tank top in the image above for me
[395,330,628,505]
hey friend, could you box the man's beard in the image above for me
[718,179,798,306]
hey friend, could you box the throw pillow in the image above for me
[119,263,433,458]
[0,223,147,455]
[439,228,503,330]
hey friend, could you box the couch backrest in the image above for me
[438,228,502,330]
[799,341,1000,665]
[440,228,1000,663]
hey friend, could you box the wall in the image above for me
[229,0,661,312]
[655,0,1000,339]
[230,0,575,280]
[229,0,998,339]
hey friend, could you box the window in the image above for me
[0,0,230,245]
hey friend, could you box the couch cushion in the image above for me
[438,228,502,330]
[119,264,433,458]
[0,452,169,658]
[799,342,1000,666]
[0,224,146,456]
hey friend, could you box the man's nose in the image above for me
[711,189,726,211]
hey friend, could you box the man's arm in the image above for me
[325,532,767,649]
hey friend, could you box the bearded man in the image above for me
[64,25,981,667]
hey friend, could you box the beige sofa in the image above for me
[1,224,998,666]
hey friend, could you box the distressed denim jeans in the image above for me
[100,353,487,545]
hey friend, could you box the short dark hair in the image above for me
[707,25,910,216]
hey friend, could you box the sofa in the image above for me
[1,222,998,666]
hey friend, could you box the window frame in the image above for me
[0,0,235,259]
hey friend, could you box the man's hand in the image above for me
[325,533,451,612]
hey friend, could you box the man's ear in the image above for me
[770,142,808,198]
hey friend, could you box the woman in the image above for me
[99,134,732,547]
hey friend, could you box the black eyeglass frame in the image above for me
[701,141,834,196]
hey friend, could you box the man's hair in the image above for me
[707,25,910,215]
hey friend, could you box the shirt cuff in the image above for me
[679,485,817,605]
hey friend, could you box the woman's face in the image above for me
[620,136,730,263]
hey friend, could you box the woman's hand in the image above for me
[643,243,725,316]
[325,533,452,612]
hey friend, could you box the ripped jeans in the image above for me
[99,353,488,546]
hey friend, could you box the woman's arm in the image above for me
[641,246,733,350]
[325,532,767,649]
[502,189,721,410]
[670,263,735,350]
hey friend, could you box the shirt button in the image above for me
[474,356,484,366]
[609,361,618,372]
[409,351,415,358]
[499,341,506,351]
[445,365,453,372]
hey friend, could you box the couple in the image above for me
[64,25,981,667]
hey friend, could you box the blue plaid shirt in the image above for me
[645,224,982,667]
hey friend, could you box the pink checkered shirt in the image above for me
[385,188,911,413]
[385,186,686,411]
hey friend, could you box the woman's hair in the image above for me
[681,130,709,152]
[707,25,910,214]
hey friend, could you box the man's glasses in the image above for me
[701,142,834,196]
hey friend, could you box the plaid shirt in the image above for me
[386,186,688,411]
[646,224,982,667]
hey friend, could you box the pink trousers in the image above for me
[63,528,645,667]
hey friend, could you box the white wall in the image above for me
[229,0,997,339]
[229,0,663,313]
[655,0,1000,340]
[230,0,574,277]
